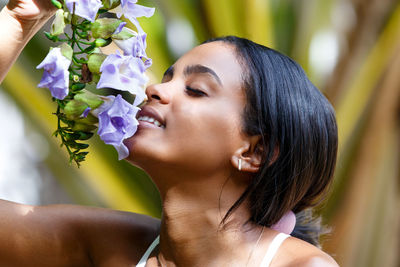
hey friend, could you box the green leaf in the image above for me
[74,151,89,162]
[76,131,94,140]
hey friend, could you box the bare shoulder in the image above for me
[276,236,339,267]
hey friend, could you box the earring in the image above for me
[238,158,242,171]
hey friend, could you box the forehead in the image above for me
[173,42,244,89]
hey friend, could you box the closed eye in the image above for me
[185,86,208,97]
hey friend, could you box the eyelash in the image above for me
[185,86,207,97]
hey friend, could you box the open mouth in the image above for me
[137,115,165,128]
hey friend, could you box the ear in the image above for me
[231,136,262,173]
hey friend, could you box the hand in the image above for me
[6,0,57,25]
[0,0,56,83]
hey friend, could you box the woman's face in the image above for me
[125,42,248,176]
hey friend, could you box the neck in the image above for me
[151,169,266,266]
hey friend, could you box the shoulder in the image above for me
[82,207,161,265]
[299,255,339,267]
[275,235,339,267]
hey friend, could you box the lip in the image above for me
[136,105,166,129]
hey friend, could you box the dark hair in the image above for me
[204,36,338,245]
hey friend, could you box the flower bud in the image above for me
[87,53,107,74]
[64,100,89,120]
[63,11,72,24]
[71,14,79,25]
[51,9,66,36]
[92,18,125,39]
[112,27,136,41]
[59,43,73,61]
[74,89,104,109]
[77,113,99,125]
[51,0,63,9]
[94,38,112,47]
[92,73,100,83]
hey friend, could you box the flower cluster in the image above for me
[36,0,154,166]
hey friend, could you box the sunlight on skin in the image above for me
[18,204,35,216]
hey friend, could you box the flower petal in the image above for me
[97,94,140,160]
[97,52,148,105]
[36,47,71,100]
[65,0,103,22]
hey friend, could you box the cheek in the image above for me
[169,100,244,166]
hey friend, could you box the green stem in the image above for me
[73,55,87,64]
[78,40,95,45]
[76,42,85,52]
[51,5,92,167]
[69,68,81,76]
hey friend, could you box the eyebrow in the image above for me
[162,64,223,86]
[163,66,174,78]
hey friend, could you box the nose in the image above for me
[145,83,171,104]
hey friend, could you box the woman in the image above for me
[0,0,339,266]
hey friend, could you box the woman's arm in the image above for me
[0,0,56,83]
[0,200,160,266]
[0,200,92,266]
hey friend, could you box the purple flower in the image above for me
[112,0,154,32]
[113,28,151,68]
[97,51,147,106]
[36,47,71,100]
[97,94,139,160]
[80,107,91,118]
[113,21,127,35]
[65,0,103,22]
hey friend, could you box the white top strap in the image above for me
[259,233,290,267]
[136,235,160,267]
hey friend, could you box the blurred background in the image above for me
[0,0,399,266]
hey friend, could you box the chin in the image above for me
[123,136,143,164]
[123,136,161,168]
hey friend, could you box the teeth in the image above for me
[137,116,164,128]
